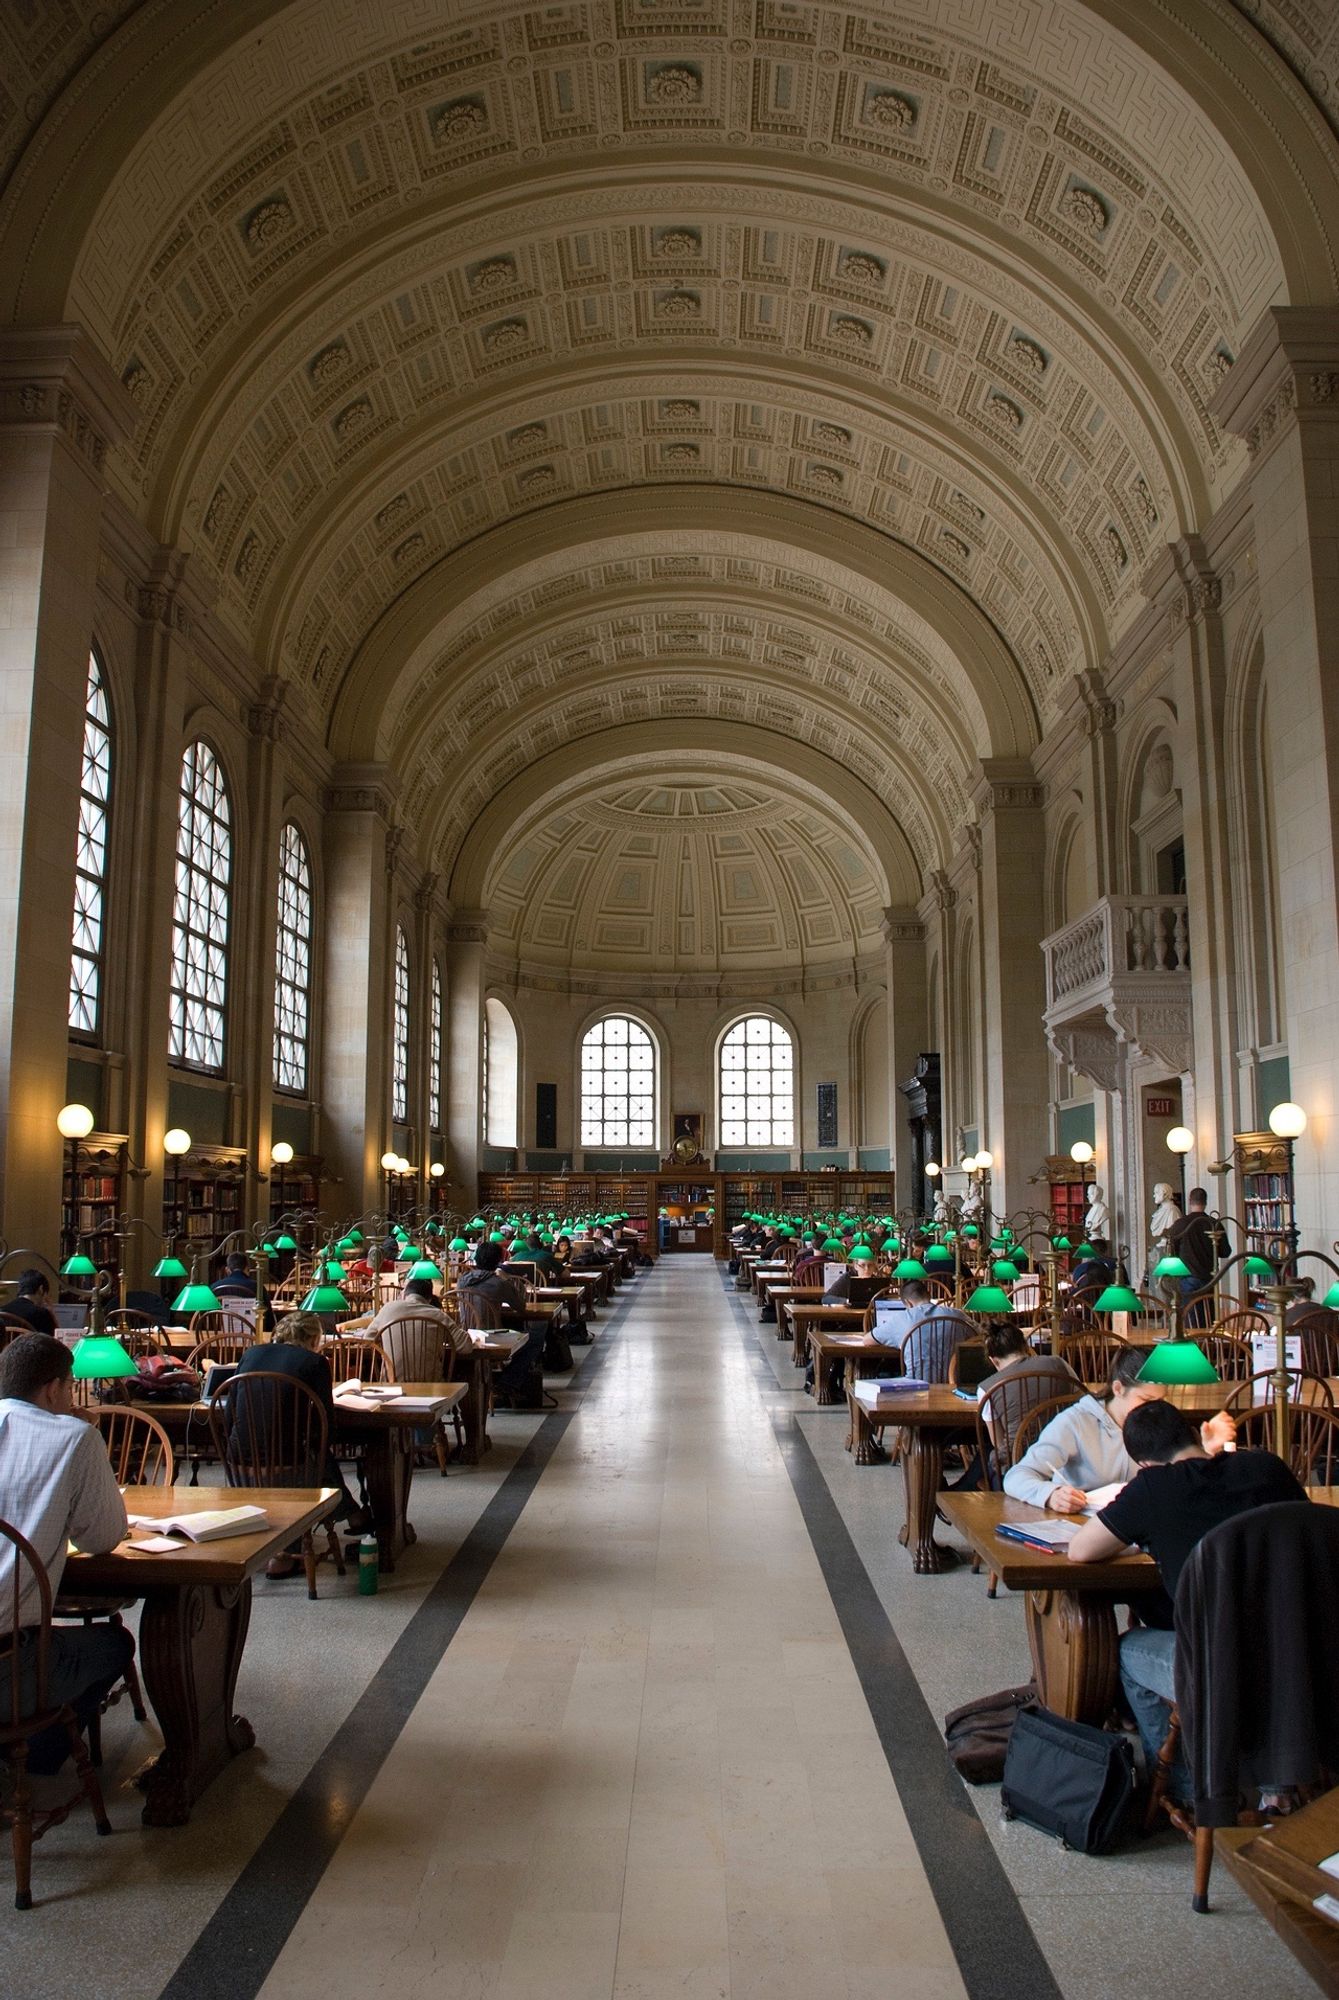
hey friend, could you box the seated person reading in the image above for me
[1066,1400,1303,1799]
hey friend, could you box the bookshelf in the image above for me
[269,1156,321,1230]
[1232,1130,1296,1260]
[1037,1158,1088,1244]
[164,1147,248,1266]
[60,1132,127,1272]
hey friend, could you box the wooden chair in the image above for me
[184,1329,252,1372]
[1210,1307,1270,1344]
[378,1314,464,1471]
[1058,1331,1133,1383]
[104,1313,168,1360]
[1291,1310,1339,1379]
[208,1372,345,1599]
[0,1313,37,1353]
[326,1335,391,1383]
[1196,1331,1255,1383]
[1,1519,111,1908]
[55,1408,174,1763]
[1227,1380,1339,1483]
[924,1277,955,1304]
[977,1370,1082,1492]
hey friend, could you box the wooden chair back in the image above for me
[1058,1331,1133,1382]
[104,1314,168,1360]
[977,1369,1080,1487]
[1223,1369,1335,1419]
[1210,1308,1270,1343]
[1,1519,55,1737]
[453,1287,506,1333]
[901,1311,972,1385]
[924,1277,955,1304]
[89,1405,175,1485]
[189,1307,256,1338]
[326,1335,391,1384]
[208,1370,329,1489]
[1196,1331,1255,1382]
[379,1314,449,1382]
[1010,1390,1084,1466]
[0,1312,36,1352]
[1290,1310,1339,1379]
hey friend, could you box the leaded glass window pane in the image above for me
[69,652,111,1036]
[392,927,410,1123]
[430,959,443,1130]
[579,1016,657,1147]
[273,823,312,1094]
[719,1017,794,1146]
[169,741,231,1070]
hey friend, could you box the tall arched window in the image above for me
[69,650,112,1037]
[485,997,519,1146]
[392,926,410,1123]
[274,823,312,1094]
[170,741,231,1071]
[429,959,443,1130]
[580,1015,655,1148]
[719,1016,794,1147]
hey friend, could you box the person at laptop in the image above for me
[231,1311,370,1578]
[1067,1400,1304,1797]
[5,1268,57,1335]
[950,1322,1080,1490]
[898,1280,973,1383]
[0,1333,132,1771]
[509,1230,557,1280]
[212,1252,273,1330]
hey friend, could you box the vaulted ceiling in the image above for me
[4,0,1337,930]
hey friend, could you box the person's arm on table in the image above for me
[1066,1479,1147,1564]
[1003,1412,1090,1512]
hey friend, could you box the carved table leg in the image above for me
[792,1317,810,1367]
[899,1432,954,1573]
[847,1395,887,1464]
[357,1427,407,1571]
[460,1357,489,1464]
[1024,1588,1121,1723]
[136,1581,254,1827]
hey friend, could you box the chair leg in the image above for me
[434,1425,449,1477]
[66,1720,111,1838]
[302,1530,319,1600]
[323,1520,346,1577]
[86,1701,103,1768]
[11,1755,32,1910]
[1144,1710,1183,1834]
[1193,1825,1214,1912]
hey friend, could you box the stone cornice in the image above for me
[325,762,396,824]
[0,324,139,467]
[1213,306,1339,466]
[972,758,1045,816]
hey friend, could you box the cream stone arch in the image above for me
[571,1000,668,1157]
[848,988,892,1150]
[450,731,915,921]
[1117,701,1181,893]
[1223,617,1285,1059]
[710,999,803,1157]
[1045,797,1088,934]
[335,495,1037,764]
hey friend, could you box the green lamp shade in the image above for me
[423,1221,440,1238]
[153,1255,188,1281]
[488,1231,506,1243]
[468,1217,484,1229]
[262,1242,280,1259]
[346,1228,364,1244]
[1051,1235,1071,1251]
[61,1252,98,1278]
[820,1237,844,1255]
[71,1335,138,1380]
[301,1281,350,1314]
[1153,1255,1191,1280]
[336,1235,359,1253]
[894,1257,928,1282]
[923,1245,954,1268]
[172,1281,222,1315]
[850,1247,876,1264]
[1138,1339,1220,1385]
[991,1260,1021,1283]
[448,1236,469,1252]
[1092,1284,1143,1315]
[323,1259,348,1282]
[396,1243,421,1262]
[966,1284,1014,1315]
[1243,1256,1275,1279]
[961,1225,980,1239]
[274,1233,298,1252]
[408,1259,441,1283]
[995,1227,1015,1244]
[881,1237,899,1254]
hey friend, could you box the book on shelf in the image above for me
[126,1504,270,1542]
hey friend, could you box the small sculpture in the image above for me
[1149,1181,1180,1256]
[961,1180,984,1223]
[1084,1182,1110,1238]
[932,1192,951,1226]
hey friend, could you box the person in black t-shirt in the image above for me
[1067,1400,1303,1796]
[5,1269,57,1335]
[1166,1188,1227,1327]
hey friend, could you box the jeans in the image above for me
[1119,1626,1190,1799]
[13,1621,135,1774]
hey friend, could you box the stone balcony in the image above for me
[1041,896,1192,1088]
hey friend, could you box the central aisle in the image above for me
[260,1258,967,2000]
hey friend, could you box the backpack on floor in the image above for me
[943,1682,1036,1784]
[544,1323,574,1373]
[1001,1703,1137,1853]
[567,1315,591,1344]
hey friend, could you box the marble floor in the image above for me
[3,1259,1318,2000]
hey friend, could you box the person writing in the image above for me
[1066,1400,1303,1797]
[0,1333,132,1771]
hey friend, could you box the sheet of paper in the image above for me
[1085,1481,1127,1511]
[1313,1893,1339,1926]
[1318,1851,1339,1882]
[132,1535,189,1552]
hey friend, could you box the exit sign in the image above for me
[1146,1096,1176,1117]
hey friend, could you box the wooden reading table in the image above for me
[786,1299,866,1367]
[806,1330,902,1406]
[65,1484,339,1826]
[762,1283,822,1330]
[330,1382,467,1567]
[1220,1786,1339,1995]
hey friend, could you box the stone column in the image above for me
[319,767,395,1222]
[974,762,1049,1218]
[411,871,440,1208]
[920,870,957,1153]
[881,908,926,1202]
[235,678,288,1233]
[0,331,136,1254]
[1216,309,1339,1237]
[445,909,488,1206]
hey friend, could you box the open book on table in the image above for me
[125,1504,270,1542]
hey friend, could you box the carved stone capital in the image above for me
[126,579,191,635]
[0,327,139,465]
[1046,1021,1123,1094]
[448,907,490,946]
[881,905,925,947]
[1106,995,1192,1078]
[927,869,957,914]
[974,758,1044,815]
[324,763,396,824]
[1213,307,1339,467]
[384,824,406,876]
[414,870,440,915]
[247,676,289,740]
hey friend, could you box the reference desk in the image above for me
[938,1488,1339,1726]
[64,1485,338,1826]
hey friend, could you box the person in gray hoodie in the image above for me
[1003,1345,1163,1512]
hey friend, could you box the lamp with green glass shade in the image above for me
[323,1259,347,1282]
[991,1259,1021,1283]
[70,1335,138,1381]
[152,1254,188,1282]
[274,1232,298,1253]
[893,1256,928,1282]
[408,1259,441,1284]
[961,1224,980,1240]
[1243,1255,1275,1280]
[1092,1284,1144,1315]
[820,1237,844,1255]
[301,1280,349,1313]
[172,1278,222,1315]
[850,1247,875,1264]
[346,1227,364,1244]
[1138,1339,1219,1386]
[1152,1255,1191,1281]
[488,1231,505,1244]
[881,1236,899,1254]
[61,1252,98,1279]
[448,1236,469,1252]
[396,1243,421,1262]
[335,1235,359,1253]
[1051,1234,1071,1251]
[965,1283,1014,1315]
[923,1244,954,1267]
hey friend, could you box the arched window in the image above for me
[274,823,312,1094]
[484,997,518,1146]
[580,1015,655,1148]
[392,926,410,1123]
[170,741,231,1071]
[429,959,443,1130]
[69,650,112,1037]
[719,1016,794,1147]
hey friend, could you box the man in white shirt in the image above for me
[0,1334,132,1772]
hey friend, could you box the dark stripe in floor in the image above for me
[720,1268,1062,2000]
[158,1277,644,2000]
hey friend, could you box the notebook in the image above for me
[995,1518,1080,1553]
